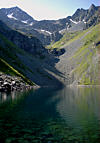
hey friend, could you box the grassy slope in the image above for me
[47,31,80,50]
[70,24,100,85]
[47,24,100,85]
[0,33,34,85]
[47,27,92,50]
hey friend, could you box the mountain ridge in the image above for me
[0,4,99,45]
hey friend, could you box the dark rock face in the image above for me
[0,73,31,92]
[88,4,97,12]
[50,48,65,56]
[72,8,88,22]
[0,20,47,56]
[85,4,99,26]
[51,31,62,42]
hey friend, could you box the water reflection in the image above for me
[55,87,100,141]
[0,87,100,143]
[0,90,32,103]
[56,87,100,127]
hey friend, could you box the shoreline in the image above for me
[0,73,40,93]
[0,72,100,94]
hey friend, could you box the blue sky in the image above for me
[0,0,99,20]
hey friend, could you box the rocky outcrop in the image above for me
[0,73,32,92]
[50,48,65,56]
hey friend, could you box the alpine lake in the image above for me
[0,86,100,143]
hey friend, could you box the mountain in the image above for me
[0,20,46,56]
[0,4,100,87]
[0,7,62,45]
[50,24,100,85]
[0,6,85,45]
[0,6,36,25]
[72,4,100,27]
[0,20,62,87]
[0,4,99,46]
[32,4,100,32]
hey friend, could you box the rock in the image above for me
[11,81,16,85]
[51,48,65,56]
[0,81,3,85]
[0,78,3,81]
[0,73,32,92]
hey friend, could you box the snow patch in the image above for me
[83,19,87,24]
[21,20,28,24]
[29,22,33,26]
[70,19,79,24]
[34,29,52,35]
[7,13,17,20]
[66,23,68,25]
[59,29,66,33]
[40,29,52,35]
[67,25,70,29]
[70,19,86,24]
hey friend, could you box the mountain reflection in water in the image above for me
[0,87,100,143]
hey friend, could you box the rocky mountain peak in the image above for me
[0,6,36,25]
[89,4,96,12]
[71,8,87,22]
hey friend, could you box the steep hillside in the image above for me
[0,33,34,86]
[0,21,62,87]
[0,22,99,87]
[47,31,82,49]
[51,24,100,85]
[70,24,100,85]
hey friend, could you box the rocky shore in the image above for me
[0,73,32,92]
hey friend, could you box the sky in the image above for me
[0,0,99,20]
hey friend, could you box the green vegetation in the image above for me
[71,24,100,85]
[47,31,80,49]
[47,27,93,50]
[0,58,34,85]
[0,33,34,85]
[0,58,21,76]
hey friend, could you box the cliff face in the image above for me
[0,21,47,56]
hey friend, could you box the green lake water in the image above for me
[0,87,100,143]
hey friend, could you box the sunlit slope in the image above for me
[48,27,93,50]
[49,24,100,85]
[70,24,100,85]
